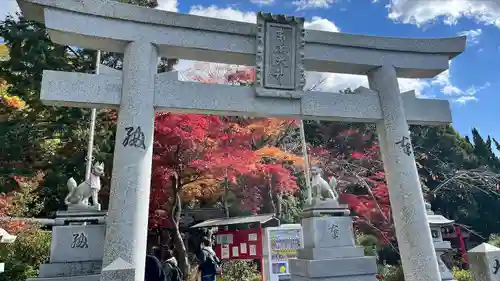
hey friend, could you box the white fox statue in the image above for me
[65,161,105,211]
[310,165,339,201]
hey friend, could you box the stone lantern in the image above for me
[425,201,456,281]
[0,228,17,273]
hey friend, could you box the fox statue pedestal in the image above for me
[28,210,107,281]
[290,199,378,281]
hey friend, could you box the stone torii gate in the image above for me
[17,1,466,281]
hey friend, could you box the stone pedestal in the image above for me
[27,211,107,281]
[289,200,377,281]
[468,243,500,281]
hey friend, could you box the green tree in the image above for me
[0,0,178,217]
[0,15,115,215]
[487,234,500,247]
[0,173,50,281]
[0,2,178,277]
[411,125,500,238]
[470,128,500,170]
[0,227,51,281]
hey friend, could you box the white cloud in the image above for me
[304,60,489,104]
[177,5,342,73]
[186,6,341,33]
[464,82,491,96]
[387,0,500,28]
[305,16,340,32]
[1,0,19,18]
[305,71,433,98]
[188,5,257,23]
[250,0,275,5]
[431,69,463,95]
[292,0,336,11]
[457,29,482,45]
[428,64,490,103]
[454,95,478,104]
[156,0,178,12]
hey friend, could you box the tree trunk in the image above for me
[267,178,277,215]
[275,193,283,218]
[170,173,190,278]
[223,180,230,218]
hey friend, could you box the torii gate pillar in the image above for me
[102,42,158,280]
[369,65,441,281]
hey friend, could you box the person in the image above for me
[198,236,221,281]
[163,249,183,281]
[145,246,168,281]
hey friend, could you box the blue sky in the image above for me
[2,0,499,142]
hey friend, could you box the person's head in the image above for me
[201,236,212,248]
[150,246,162,259]
[165,249,174,260]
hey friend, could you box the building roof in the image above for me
[469,242,500,253]
[191,214,278,228]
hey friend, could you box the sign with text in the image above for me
[255,12,305,98]
[215,229,263,260]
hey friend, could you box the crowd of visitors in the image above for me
[145,236,221,281]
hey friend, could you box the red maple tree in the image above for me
[0,173,45,234]
[150,113,303,225]
[309,124,395,244]
[149,65,304,274]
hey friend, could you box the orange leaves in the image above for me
[1,95,26,109]
[256,146,304,165]
[182,178,220,201]
[247,118,298,144]
[0,80,26,110]
[0,45,25,110]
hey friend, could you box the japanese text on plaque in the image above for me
[265,24,294,89]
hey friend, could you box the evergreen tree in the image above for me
[412,125,500,238]
[493,138,500,152]
[470,128,500,170]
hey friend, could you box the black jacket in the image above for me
[145,255,168,281]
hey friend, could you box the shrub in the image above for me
[356,233,379,256]
[452,267,472,281]
[379,264,405,281]
[220,260,261,281]
[488,234,500,248]
[0,226,51,281]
